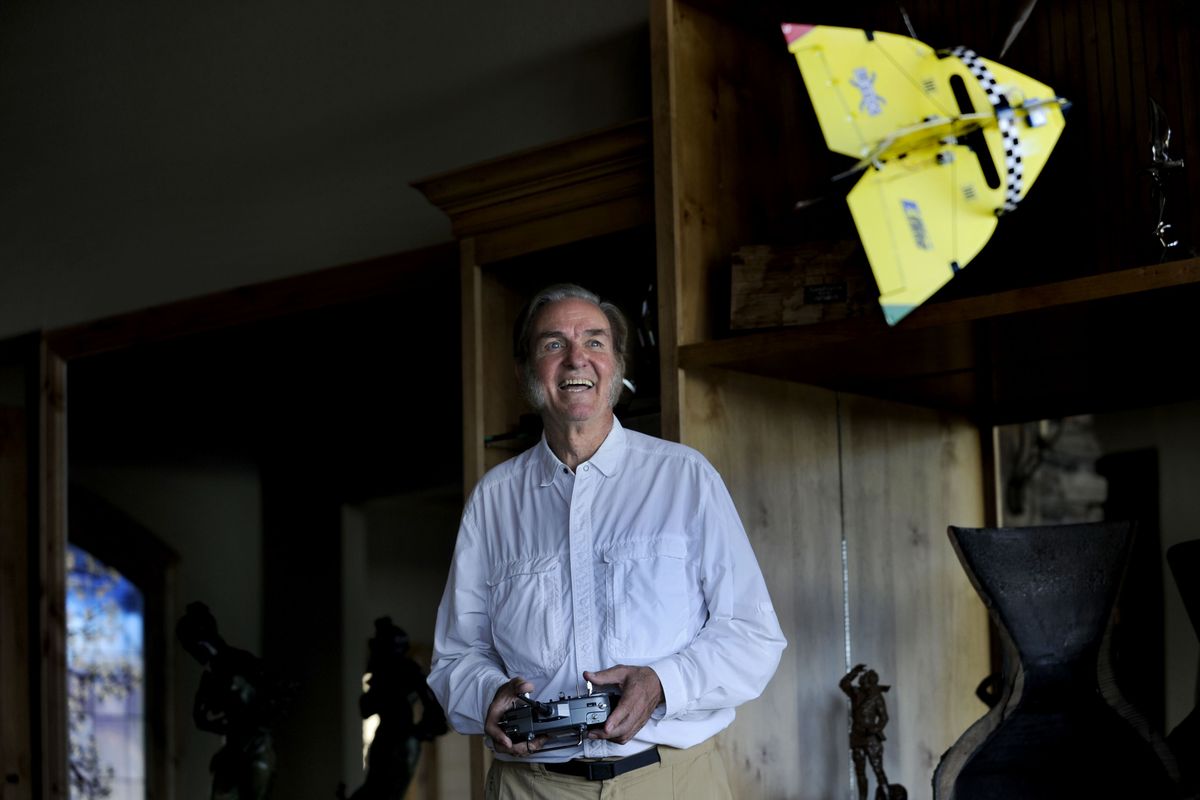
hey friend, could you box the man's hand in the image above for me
[583,665,664,745]
[484,676,546,756]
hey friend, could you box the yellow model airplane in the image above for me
[782,24,1067,325]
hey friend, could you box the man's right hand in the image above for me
[485,676,546,757]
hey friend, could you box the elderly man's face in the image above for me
[529,297,619,429]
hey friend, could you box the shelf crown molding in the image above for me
[412,118,652,239]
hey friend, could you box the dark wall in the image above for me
[68,264,462,798]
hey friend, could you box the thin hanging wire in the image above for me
[836,392,855,798]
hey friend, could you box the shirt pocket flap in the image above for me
[600,534,688,563]
[486,555,561,587]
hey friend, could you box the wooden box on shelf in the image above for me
[729,241,875,329]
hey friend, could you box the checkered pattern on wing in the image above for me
[950,46,1023,213]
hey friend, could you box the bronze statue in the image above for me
[177,602,285,800]
[840,663,906,800]
[339,617,447,800]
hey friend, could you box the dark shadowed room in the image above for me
[4,1,1200,799]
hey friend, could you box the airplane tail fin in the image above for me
[780,23,815,44]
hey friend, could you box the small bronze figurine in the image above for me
[339,617,447,800]
[840,663,906,800]
[177,602,285,800]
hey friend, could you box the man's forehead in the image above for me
[533,299,610,335]
[535,326,610,338]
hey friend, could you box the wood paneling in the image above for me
[0,405,32,800]
[461,240,486,491]
[38,345,67,800]
[684,370,846,799]
[840,395,990,796]
[650,0,682,441]
[682,370,988,798]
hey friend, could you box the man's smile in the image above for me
[559,378,595,392]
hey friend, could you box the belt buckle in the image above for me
[586,762,616,781]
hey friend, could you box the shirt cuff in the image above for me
[649,656,687,719]
[479,672,511,732]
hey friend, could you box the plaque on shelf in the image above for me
[729,242,876,330]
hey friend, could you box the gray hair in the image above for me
[512,283,629,411]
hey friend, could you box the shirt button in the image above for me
[562,467,568,474]
[583,465,590,472]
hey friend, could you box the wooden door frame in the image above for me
[0,334,68,800]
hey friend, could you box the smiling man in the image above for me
[428,284,786,799]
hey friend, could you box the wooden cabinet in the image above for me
[414,120,660,491]
[650,1,990,797]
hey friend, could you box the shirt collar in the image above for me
[535,437,564,487]
[588,416,625,477]
[534,415,627,486]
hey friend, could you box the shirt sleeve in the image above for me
[649,466,787,718]
[427,505,510,735]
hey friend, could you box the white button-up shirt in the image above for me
[428,417,786,761]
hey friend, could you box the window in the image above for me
[66,544,145,800]
[65,486,176,800]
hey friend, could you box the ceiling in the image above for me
[0,0,649,338]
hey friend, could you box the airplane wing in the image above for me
[783,24,954,160]
[848,143,999,325]
[784,24,1067,325]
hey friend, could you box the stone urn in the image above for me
[1166,539,1200,794]
[933,522,1182,799]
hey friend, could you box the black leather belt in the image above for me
[543,747,660,781]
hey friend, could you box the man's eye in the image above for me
[544,341,562,351]
[587,340,603,348]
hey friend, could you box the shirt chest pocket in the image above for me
[602,536,694,660]
[486,556,567,677]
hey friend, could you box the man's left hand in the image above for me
[583,665,663,745]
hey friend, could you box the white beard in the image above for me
[523,361,625,412]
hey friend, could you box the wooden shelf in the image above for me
[678,258,1200,424]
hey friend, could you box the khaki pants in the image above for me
[484,737,734,800]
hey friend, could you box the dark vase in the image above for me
[933,522,1182,800]
[1167,539,1200,794]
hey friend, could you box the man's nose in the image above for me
[564,340,586,366]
